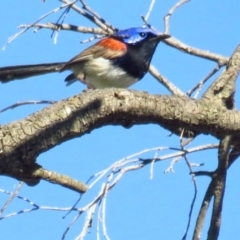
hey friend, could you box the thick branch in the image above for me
[193,180,214,240]
[207,136,231,240]
[33,166,88,193]
[1,89,240,171]
[203,45,240,108]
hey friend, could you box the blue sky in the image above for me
[1,1,240,239]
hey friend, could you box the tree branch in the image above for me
[164,37,229,64]
[203,44,240,108]
[19,23,105,35]
[193,180,214,240]
[1,88,240,182]
[207,136,232,240]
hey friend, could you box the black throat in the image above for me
[114,36,160,80]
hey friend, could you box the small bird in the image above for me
[0,27,170,89]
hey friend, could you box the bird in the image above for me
[0,27,170,89]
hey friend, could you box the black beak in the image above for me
[155,33,171,41]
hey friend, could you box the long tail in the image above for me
[0,62,66,83]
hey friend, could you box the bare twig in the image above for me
[142,144,218,166]
[88,144,218,190]
[141,16,154,30]
[0,100,56,114]
[79,0,116,31]
[19,23,105,35]
[87,147,167,189]
[150,149,159,179]
[181,155,198,240]
[165,37,229,65]
[178,130,198,240]
[102,194,110,240]
[60,0,116,33]
[0,188,39,210]
[62,195,84,220]
[164,0,190,34]
[0,143,219,240]
[145,0,156,21]
[80,35,103,44]
[0,182,24,217]
[164,156,182,173]
[2,0,77,50]
[187,64,222,98]
[0,205,78,219]
[141,0,156,28]
[62,212,82,240]
[71,143,219,239]
[0,188,80,220]
[77,204,97,239]
[100,182,111,240]
[50,4,71,43]
[149,65,185,96]
[20,23,105,45]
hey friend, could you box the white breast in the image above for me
[83,58,138,89]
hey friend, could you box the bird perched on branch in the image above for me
[0,27,170,89]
